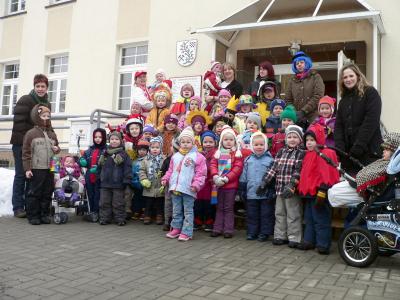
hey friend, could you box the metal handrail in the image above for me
[90,109,128,128]
[0,114,91,121]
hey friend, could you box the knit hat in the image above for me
[179,126,195,143]
[143,124,156,134]
[250,131,268,153]
[245,112,262,129]
[280,105,297,123]
[164,114,179,125]
[291,51,313,74]
[285,125,304,142]
[270,99,286,112]
[318,96,336,117]
[130,101,142,113]
[218,89,231,98]
[126,116,143,134]
[190,95,202,108]
[137,139,150,150]
[201,130,219,144]
[149,136,163,150]
[134,70,147,79]
[215,125,241,159]
[187,110,212,126]
[152,84,172,104]
[211,60,221,70]
[109,130,123,142]
[381,132,400,152]
[236,94,256,110]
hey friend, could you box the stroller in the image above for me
[318,147,400,268]
[52,173,88,224]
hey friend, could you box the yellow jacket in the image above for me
[145,107,170,132]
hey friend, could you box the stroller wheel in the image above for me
[338,226,378,268]
[60,212,68,224]
[54,213,62,225]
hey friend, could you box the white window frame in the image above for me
[1,62,19,116]
[47,54,68,114]
[7,0,26,15]
[49,0,71,5]
[117,43,148,111]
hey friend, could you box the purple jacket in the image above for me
[314,116,336,148]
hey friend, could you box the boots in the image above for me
[143,216,151,225]
[156,215,163,225]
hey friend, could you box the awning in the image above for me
[191,0,385,46]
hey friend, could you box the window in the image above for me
[48,55,68,113]
[118,43,148,110]
[1,63,19,115]
[8,0,25,14]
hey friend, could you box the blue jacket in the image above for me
[265,115,281,135]
[131,157,144,190]
[240,151,275,200]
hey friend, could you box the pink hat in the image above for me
[218,89,231,98]
[190,96,202,108]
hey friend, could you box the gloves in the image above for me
[71,193,80,202]
[350,145,364,159]
[140,179,151,188]
[256,184,267,196]
[159,186,165,194]
[281,184,295,199]
[79,157,88,167]
[89,165,98,174]
[316,189,327,206]
[213,175,225,187]
[55,190,65,200]
[222,177,229,183]
[296,110,305,121]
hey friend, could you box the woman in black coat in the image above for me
[334,63,383,175]
[221,62,243,99]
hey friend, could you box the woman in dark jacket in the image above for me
[221,62,243,99]
[334,63,383,175]
[248,60,281,102]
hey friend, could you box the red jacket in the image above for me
[270,132,285,157]
[197,148,217,200]
[210,151,244,190]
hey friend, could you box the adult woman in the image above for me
[10,74,51,218]
[285,51,324,125]
[221,62,243,99]
[131,71,153,113]
[248,60,281,102]
[334,63,382,175]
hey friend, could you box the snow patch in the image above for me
[0,168,15,217]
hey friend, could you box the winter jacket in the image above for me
[197,148,217,200]
[81,144,106,181]
[210,151,244,190]
[334,86,382,171]
[163,148,207,198]
[131,157,144,190]
[139,156,165,198]
[203,71,221,97]
[10,94,51,145]
[270,131,285,158]
[285,70,325,122]
[313,116,336,148]
[265,115,281,138]
[99,147,132,189]
[222,79,243,99]
[248,76,281,102]
[22,105,59,171]
[240,151,275,200]
[145,107,170,132]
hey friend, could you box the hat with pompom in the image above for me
[280,105,297,123]
[214,125,241,159]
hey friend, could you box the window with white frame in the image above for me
[118,43,148,110]
[1,63,19,115]
[8,0,26,14]
[48,55,68,113]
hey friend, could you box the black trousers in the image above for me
[143,196,163,217]
[25,169,54,221]
[99,188,125,223]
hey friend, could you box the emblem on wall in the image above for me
[176,39,197,67]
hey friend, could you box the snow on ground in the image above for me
[0,168,14,217]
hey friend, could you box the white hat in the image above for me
[215,125,242,159]
[179,126,195,143]
[250,131,268,153]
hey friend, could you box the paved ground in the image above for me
[1,217,400,300]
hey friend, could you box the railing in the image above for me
[90,109,128,128]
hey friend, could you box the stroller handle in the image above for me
[327,146,365,169]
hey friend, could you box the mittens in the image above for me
[140,179,151,188]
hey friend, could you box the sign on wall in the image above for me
[170,75,202,103]
[176,39,197,67]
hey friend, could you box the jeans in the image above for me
[246,198,275,236]
[86,179,101,213]
[171,193,195,237]
[12,145,26,212]
[303,198,332,250]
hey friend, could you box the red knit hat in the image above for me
[318,96,336,117]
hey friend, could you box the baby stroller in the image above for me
[318,147,400,267]
[52,173,88,224]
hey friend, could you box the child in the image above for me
[178,96,202,130]
[23,105,60,225]
[145,84,172,131]
[238,112,262,151]
[236,94,256,115]
[170,83,195,116]
[142,124,157,141]
[79,128,107,220]
[124,115,143,161]
[265,99,286,138]
[210,89,231,120]
[212,115,230,137]
[210,125,244,238]
[187,110,212,152]
[149,68,166,91]
[314,96,336,147]
[204,61,222,112]
[240,132,275,241]
[255,81,279,127]
[162,127,207,241]
[130,139,149,220]
[139,136,165,225]
[195,130,218,231]
[98,131,132,226]
[297,124,340,254]
[257,125,305,247]
[270,105,297,157]
[160,114,180,156]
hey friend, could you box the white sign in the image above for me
[176,39,197,67]
[170,75,203,103]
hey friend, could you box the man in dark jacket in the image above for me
[10,74,51,217]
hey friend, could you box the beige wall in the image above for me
[0,15,24,59]
[45,3,73,52]
[116,0,150,42]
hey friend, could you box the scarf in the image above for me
[356,158,390,193]
[89,148,100,183]
[295,70,310,80]
[147,153,163,181]
[99,147,124,166]
[179,149,189,155]
[29,89,48,105]
[218,149,232,176]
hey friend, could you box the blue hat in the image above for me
[200,130,219,144]
[270,99,286,112]
[291,51,313,74]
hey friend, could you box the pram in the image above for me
[318,147,400,267]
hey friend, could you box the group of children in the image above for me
[21,69,400,254]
